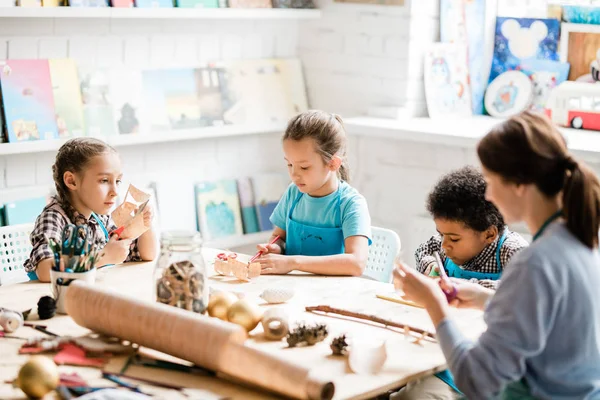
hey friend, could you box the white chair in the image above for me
[363,227,401,283]
[0,223,33,286]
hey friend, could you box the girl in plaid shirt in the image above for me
[24,138,158,282]
[415,166,529,290]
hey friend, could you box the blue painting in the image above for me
[519,59,570,112]
[490,18,560,84]
[195,180,243,241]
[563,6,600,25]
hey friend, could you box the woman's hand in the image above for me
[442,278,495,310]
[393,262,448,309]
[257,254,294,275]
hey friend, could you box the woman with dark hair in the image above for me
[393,111,600,399]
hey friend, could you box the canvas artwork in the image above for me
[69,0,108,6]
[563,30,600,82]
[489,17,560,83]
[0,60,58,142]
[519,59,570,111]
[562,6,600,25]
[424,43,472,119]
[228,0,270,7]
[175,0,218,7]
[79,67,117,137]
[195,179,244,241]
[440,0,488,114]
[49,59,85,139]
[135,0,172,6]
[485,70,533,118]
[220,59,308,125]
[109,68,143,135]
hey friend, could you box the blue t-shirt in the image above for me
[269,181,372,244]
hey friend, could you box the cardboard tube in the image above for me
[65,281,334,400]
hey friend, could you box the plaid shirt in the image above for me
[24,197,142,272]
[414,227,529,289]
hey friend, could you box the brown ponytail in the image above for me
[283,110,350,182]
[477,111,600,248]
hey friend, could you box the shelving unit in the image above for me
[0,7,321,19]
[0,123,286,155]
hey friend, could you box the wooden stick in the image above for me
[305,305,436,340]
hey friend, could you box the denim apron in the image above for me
[285,190,345,256]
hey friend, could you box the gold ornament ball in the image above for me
[15,356,59,399]
[227,299,263,332]
[207,291,239,321]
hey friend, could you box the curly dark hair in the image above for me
[427,166,505,232]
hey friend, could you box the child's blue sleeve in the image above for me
[269,184,294,231]
[341,194,372,245]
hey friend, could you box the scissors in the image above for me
[62,224,90,258]
[434,252,458,303]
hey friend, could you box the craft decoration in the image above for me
[260,287,295,304]
[14,356,60,399]
[519,59,570,111]
[0,307,24,333]
[286,323,328,347]
[156,260,206,313]
[261,308,289,340]
[214,252,261,282]
[330,334,349,356]
[207,291,239,321]
[305,305,436,341]
[227,299,263,332]
[347,339,387,375]
[54,343,107,367]
[484,70,533,118]
[20,335,135,356]
[111,184,151,240]
[64,281,335,400]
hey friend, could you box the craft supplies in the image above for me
[305,305,436,341]
[37,296,57,320]
[287,323,329,347]
[111,184,151,240]
[227,299,263,332]
[249,235,281,263]
[330,335,349,356]
[214,252,261,281]
[14,356,60,399]
[65,281,335,400]
[0,307,24,333]
[260,287,295,304]
[375,293,424,309]
[261,308,289,340]
[434,252,458,303]
[155,231,208,314]
[207,292,238,321]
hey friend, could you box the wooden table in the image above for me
[0,248,485,400]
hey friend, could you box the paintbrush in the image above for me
[434,252,458,302]
[249,235,281,263]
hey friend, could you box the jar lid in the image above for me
[161,231,203,251]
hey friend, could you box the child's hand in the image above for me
[256,242,282,255]
[258,254,293,275]
[100,235,133,265]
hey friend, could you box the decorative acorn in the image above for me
[227,299,263,332]
[207,292,238,321]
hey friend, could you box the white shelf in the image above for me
[0,7,321,19]
[344,115,600,161]
[204,230,271,250]
[0,123,285,155]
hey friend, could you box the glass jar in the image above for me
[154,231,208,314]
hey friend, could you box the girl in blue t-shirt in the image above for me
[256,110,372,276]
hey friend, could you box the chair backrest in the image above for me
[0,223,33,286]
[363,227,401,283]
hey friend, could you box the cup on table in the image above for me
[50,268,96,314]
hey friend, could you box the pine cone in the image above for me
[330,334,348,355]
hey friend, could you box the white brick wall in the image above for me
[299,0,438,117]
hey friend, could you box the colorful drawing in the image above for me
[175,0,218,7]
[424,43,472,119]
[0,60,58,142]
[49,59,85,139]
[109,68,142,135]
[135,0,172,6]
[195,180,244,241]
[519,59,570,111]
[485,70,533,117]
[237,177,259,234]
[220,59,308,125]
[79,67,117,136]
[489,18,560,84]
[69,0,108,6]
[562,6,600,25]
